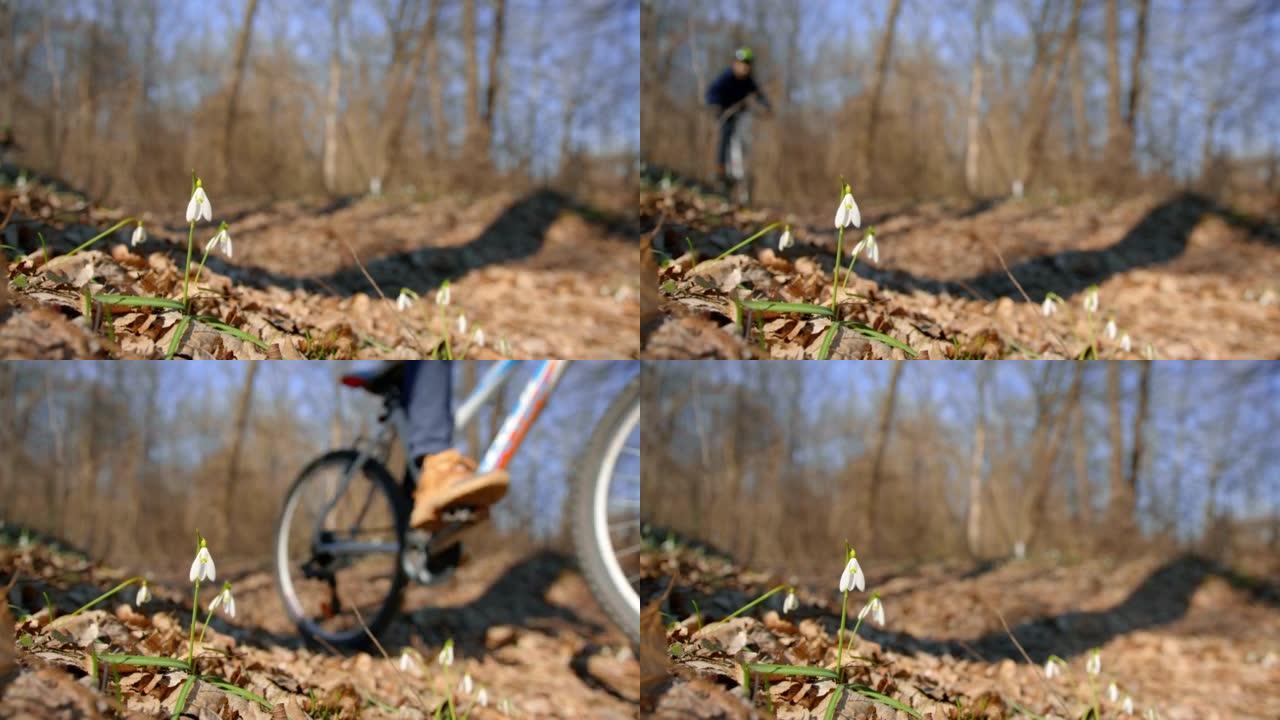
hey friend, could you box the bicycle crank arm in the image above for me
[314,540,399,556]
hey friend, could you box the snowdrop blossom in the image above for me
[1143,709,1158,720]
[438,640,455,667]
[476,688,489,707]
[1143,343,1156,360]
[1105,318,1118,340]
[834,191,861,229]
[208,582,236,618]
[1042,297,1058,317]
[499,698,514,715]
[853,231,879,264]
[130,222,146,247]
[473,328,485,347]
[189,539,215,583]
[458,314,468,334]
[782,589,798,615]
[838,553,865,593]
[497,338,511,356]
[1121,333,1132,352]
[1108,682,1119,702]
[1083,287,1100,313]
[1123,696,1134,714]
[1086,648,1101,676]
[135,582,150,606]
[396,289,414,312]
[459,673,474,694]
[205,223,232,257]
[186,181,212,223]
[779,227,794,251]
[398,649,422,677]
[435,281,451,306]
[857,594,885,626]
[1043,657,1064,679]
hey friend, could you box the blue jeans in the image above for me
[717,111,740,170]
[401,362,453,466]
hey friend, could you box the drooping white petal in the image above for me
[1123,696,1134,714]
[473,328,485,347]
[1121,334,1132,352]
[190,545,216,583]
[872,598,885,625]
[1108,682,1119,702]
[779,229,793,251]
[435,283,451,306]
[1087,649,1101,675]
[1105,319,1117,340]
[1042,297,1056,317]
[438,643,454,667]
[782,590,797,614]
[460,674,474,694]
[135,583,150,606]
[834,193,861,229]
[477,688,489,707]
[131,224,146,247]
[397,291,412,312]
[839,556,864,593]
[458,315,468,334]
[208,593,223,613]
[1043,659,1059,678]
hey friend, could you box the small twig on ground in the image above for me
[982,599,1071,718]
[982,238,1071,357]
[349,601,434,715]
[336,236,429,357]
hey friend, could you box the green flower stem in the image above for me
[835,589,849,681]
[58,576,145,620]
[182,220,195,309]
[439,314,453,360]
[196,606,216,646]
[838,244,861,302]
[832,226,845,313]
[715,584,790,629]
[715,221,781,260]
[190,244,213,293]
[67,217,140,256]
[187,579,200,667]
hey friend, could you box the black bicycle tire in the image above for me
[273,449,409,650]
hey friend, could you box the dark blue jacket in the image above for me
[705,68,770,111]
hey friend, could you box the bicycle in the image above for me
[273,361,640,648]
[724,106,754,207]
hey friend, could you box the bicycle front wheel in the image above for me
[571,377,641,645]
[274,450,408,648]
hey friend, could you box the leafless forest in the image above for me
[641,1,1280,360]
[0,361,627,574]
[642,361,1280,579]
[642,0,1279,209]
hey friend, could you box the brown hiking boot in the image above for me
[409,449,509,530]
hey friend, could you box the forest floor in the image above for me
[640,541,1280,719]
[641,179,1280,359]
[1,530,638,719]
[0,170,638,359]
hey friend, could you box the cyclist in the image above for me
[705,47,772,191]
[400,363,509,531]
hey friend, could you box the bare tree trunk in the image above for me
[221,0,261,187]
[966,367,987,557]
[1069,365,1092,536]
[323,1,347,194]
[866,363,905,556]
[861,0,904,186]
[380,0,439,185]
[1105,0,1123,167]
[482,0,506,164]
[1068,14,1090,186]
[464,0,482,156]
[964,2,988,197]
[1105,363,1128,541]
[1124,0,1151,167]
[223,363,260,526]
[1024,0,1082,189]
[1125,361,1152,526]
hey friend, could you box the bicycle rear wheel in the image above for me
[571,377,641,645]
[274,450,408,648]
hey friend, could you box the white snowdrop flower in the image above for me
[205,224,232,257]
[778,227,794,251]
[782,589,798,615]
[135,582,150,606]
[1143,343,1156,360]
[834,192,861,229]
[853,232,879,264]
[396,289,413,312]
[476,687,489,707]
[457,314,468,334]
[207,582,236,618]
[1083,287,1099,314]
[186,182,212,223]
[1108,682,1119,702]
[838,554,865,593]
[398,649,422,677]
[1043,658,1062,679]
[1042,297,1057,317]
[1121,333,1132,352]
[1086,648,1101,676]
[857,594,885,626]
[438,640,454,667]
[1105,318,1117,340]
[1123,696,1134,714]
[435,281,451,306]
[189,540,215,583]
[130,223,146,247]
[459,673,474,694]
[473,327,485,347]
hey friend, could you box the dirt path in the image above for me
[1,537,638,718]
[643,185,1280,359]
[1,179,637,358]
[641,544,1280,719]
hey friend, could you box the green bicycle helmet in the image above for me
[735,47,754,63]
